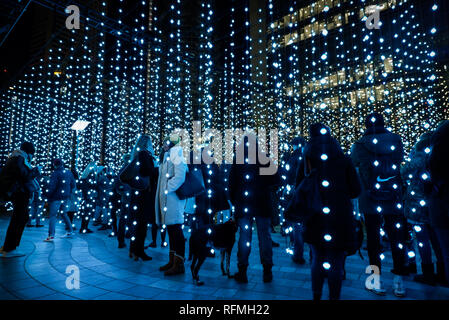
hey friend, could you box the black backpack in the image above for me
[364,152,402,201]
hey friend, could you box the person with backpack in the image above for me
[43,159,76,241]
[0,142,40,258]
[229,133,281,283]
[156,133,188,275]
[427,120,449,286]
[286,124,361,300]
[401,131,444,286]
[351,112,408,297]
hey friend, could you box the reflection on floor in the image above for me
[1,217,448,300]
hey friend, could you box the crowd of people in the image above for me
[0,112,448,300]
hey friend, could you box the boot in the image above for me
[164,254,185,276]
[393,275,406,297]
[414,263,436,286]
[263,264,273,283]
[234,264,248,283]
[159,251,175,271]
[134,251,152,261]
[436,261,449,287]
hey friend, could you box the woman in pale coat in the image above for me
[156,134,188,275]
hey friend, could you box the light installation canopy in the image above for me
[0,0,447,175]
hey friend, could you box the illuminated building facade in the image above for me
[264,0,447,152]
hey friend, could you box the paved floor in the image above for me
[1,216,449,300]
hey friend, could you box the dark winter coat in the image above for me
[295,134,361,251]
[130,150,158,222]
[428,121,449,190]
[229,142,281,219]
[191,148,230,216]
[79,171,98,202]
[350,127,404,215]
[428,121,449,229]
[0,150,39,198]
[45,167,76,202]
[401,150,432,224]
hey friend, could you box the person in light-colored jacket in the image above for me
[156,134,187,275]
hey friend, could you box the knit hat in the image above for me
[20,142,35,156]
[309,123,331,138]
[365,112,385,129]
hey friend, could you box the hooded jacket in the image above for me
[350,128,404,215]
[427,120,449,229]
[228,139,281,219]
[0,150,39,197]
[45,166,76,202]
[295,134,361,250]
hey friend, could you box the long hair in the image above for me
[131,134,155,161]
[81,162,97,180]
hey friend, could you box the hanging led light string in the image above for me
[146,1,163,148]
[198,0,214,129]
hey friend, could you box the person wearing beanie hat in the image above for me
[0,143,40,258]
[43,158,76,241]
[286,123,361,300]
[351,112,408,297]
